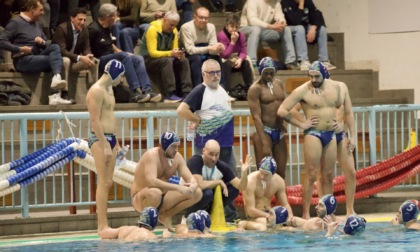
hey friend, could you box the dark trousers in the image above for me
[185,183,239,222]
[222,59,254,90]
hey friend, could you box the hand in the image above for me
[269,22,285,32]
[347,138,356,153]
[19,46,33,55]
[306,28,316,43]
[301,116,319,130]
[216,43,225,53]
[323,215,340,237]
[171,48,184,59]
[156,11,165,19]
[240,154,253,176]
[80,55,95,66]
[34,36,45,45]
[103,141,113,163]
[220,180,228,197]
[230,32,239,45]
[233,58,242,69]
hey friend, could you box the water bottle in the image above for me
[115,145,129,169]
[186,121,195,142]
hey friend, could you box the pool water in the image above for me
[0,223,418,252]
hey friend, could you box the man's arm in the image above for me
[0,20,27,54]
[243,179,269,219]
[247,83,272,157]
[342,83,356,150]
[229,154,251,191]
[274,177,294,220]
[194,174,225,190]
[176,102,201,125]
[145,25,172,58]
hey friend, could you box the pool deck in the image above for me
[0,190,419,242]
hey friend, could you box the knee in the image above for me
[62,57,70,67]
[120,28,131,37]
[189,54,202,64]
[306,168,318,182]
[295,25,305,35]
[193,188,203,203]
[50,44,60,52]
[132,55,144,64]
[147,188,163,205]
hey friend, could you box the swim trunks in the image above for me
[88,132,117,149]
[336,131,346,144]
[264,126,284,145]
[304,128,335,147]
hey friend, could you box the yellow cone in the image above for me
[210,185,233,232]
[404,128,417,151]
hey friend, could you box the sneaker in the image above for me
[145,90,162,102]
[322,61,336,70]
[61,91,76,104]
[50,74,67,90]
[285,62,298,70]
[49,93,72,105]
[164,94,182,103]
[298,60,311,71]
[130,93,150,103]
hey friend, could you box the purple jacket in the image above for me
[216,28,248,61]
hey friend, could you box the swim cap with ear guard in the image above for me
[196,210,211,228]
[138,207,158,230]
[258,57,277,75]
[319,194,337,215]
[343,214,366,235]
[309,61,330,80]
[400,200,419,223]
[259,156,277,175]
[272,206,288,225]
[186,212,205,233]
[160,131,180,153]
[104,59,125,81]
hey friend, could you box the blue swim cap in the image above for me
[138,207,158,230]
[258,57,277,75]
[319,194,337,215]
[400,200,419,223]
[160,131,180,153]
[104,59,125,81]
[259,156,277,175]
[309,61,330,80]
[196,210,211,228]
[343,215,366,235]
[186,212,205,233]
[272,206,288,225]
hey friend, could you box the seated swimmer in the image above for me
[106,207,159,242]
[164,212,213,238]
[196,210,212,234]
[324,214,366,237]
[237,206,290,231]
[391,200,420,230]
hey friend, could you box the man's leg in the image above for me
[90,140,118,238]
[112,21,124,49]
[316,26,329,62]
[337,137,356,216]
[221,61,233,91]
[289,25,309,62]
[273,137,288,179]
[173,57,192,96]
[223,184,239,222]
[239,26,261,66]
[302,135,323,219]
[184,189,214,216]
[186,54,204,87]
[157,188,203,229]
[278,26,297,65]
[130,55,152,92]
[145,57,176,96]
[319,138,337,196]
[252,132,273,168]
[120,26,140,53]
[131,187,164,212]
[219,146,237,175]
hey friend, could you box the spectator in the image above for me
[175,0,194,25]
[185,140,251,222]
[53,7,97,103]
[281,0,336,70]
[239,0,298,70]
[138,0,177,38]
[0,0,71,105]
[139,11,192,103]
[111,0,141,53]
[180,7,226,88]
[217,13,253,97]
[88,3,161,103]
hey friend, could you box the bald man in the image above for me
[185,139,252,222]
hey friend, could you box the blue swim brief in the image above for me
[88,132,117,149]
[264,126,284,145]
[336,131,346,144]
[304,128,335,147]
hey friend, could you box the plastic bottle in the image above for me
[186,121,195,142]
[115,145,130,169]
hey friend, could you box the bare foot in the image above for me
[159,215,175,232]
[98,226,119,239]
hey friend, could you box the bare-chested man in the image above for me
[248,57,287,178]
[299,194,339,232]
[277,61,341,219]
[242,156,294,227]
[86,59,125,239]
[131,131,202,231]
[391,200,420,230]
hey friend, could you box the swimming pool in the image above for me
[0,223,417,252]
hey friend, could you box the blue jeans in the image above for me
[315,26,329,62]
[98,52,152,92]
[14,44,63,75]
[289,25,309,62]
[175,0,193,23]
[112,22,140,53]
[239,26,296,65]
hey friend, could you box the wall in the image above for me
[314,0,420,104]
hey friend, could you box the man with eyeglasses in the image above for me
[180,7,226,88]
[177,59,239,221]
[247,57,288,179]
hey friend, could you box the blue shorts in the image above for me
[88,132,117,149]
[264,126,284,145]
[336,131,346,144]
[304,128,335,147]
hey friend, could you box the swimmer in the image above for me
[237,206,293,231]
[242,157,294,226]
[163,211,214,238]
[324,214,366,237]
[391,200,420,230]
[86,59,125,238]
[131,131,202,231]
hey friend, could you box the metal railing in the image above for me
[0,104,419,218]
